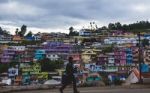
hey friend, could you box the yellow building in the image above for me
[12,35,24,42]
[0,45,8,54]
[0,45,8,50]
[21,63,48,80]
[81,48,101,63]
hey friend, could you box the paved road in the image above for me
[11,87,150,93]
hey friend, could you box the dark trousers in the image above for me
[60,75,78,93]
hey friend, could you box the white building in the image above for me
[104,37,137,45]
[0,35,12,43]
[79,29,92,36]
[33,34,42,41]
[9,46,26,51]
[107,53,115,64]
[46,53,60,61]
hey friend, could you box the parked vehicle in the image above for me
[0,73,11,86]
[44,76,61,85]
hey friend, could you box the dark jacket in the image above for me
[66,62,74,76]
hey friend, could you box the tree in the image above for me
[108,23,116,30]
[0,64,9,73]
[69,26,74,36]
[18,25,27,37]
[21,40,42,45]
[68,27,79,36]
[102,44,114,53]
[69,26,74,33]
[101,26,107,30]
[38,58,64,72]
[0,27,10,36]
[3,30,10,36]
[107,21,150,31]
[122,24,128,30]
[0,27,3,34]
[115,22,122,30]
[26,31,33,37]
[15,28,19,35]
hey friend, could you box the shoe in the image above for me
[59,88,63,93]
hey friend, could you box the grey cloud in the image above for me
[0,0,150,32]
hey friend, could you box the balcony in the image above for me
[1,59,11,63]
[0,56,13,59]
[120,56,126,59]
[3,52,15,55]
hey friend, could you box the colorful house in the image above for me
[20,63,48,85]
[46,53,60,61]
[126,48,133,64]
[25,36,35,41]
[12,35,23,43]
[8,46,26,63]
[81,48,97,63]
[97,54,108,65]
[120,49,126,65]
[144,46,150,65]
[0,48,15,63]
[34,49,46,61]
[43,42,73,54]
[114,48,126,65]
[0,35,12,43]
[41,33,53,41]
[10,46,26,51]
[21,51,33,63]
[131,47,139,65]
[26,45,42,59]
[79,29,93,36]
[72,45,84,53]
[0,45,8,54]
[104,66,118,72]
[43,42,73,61]
[33,34,42,41]
[107,53,115,64]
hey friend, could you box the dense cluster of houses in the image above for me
[0,29,150,85]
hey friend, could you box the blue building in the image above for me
[25,36,35,41]
[34,50,46,60]
[79,29,92,36]
[126,48,133,64]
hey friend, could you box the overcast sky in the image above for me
[0,0,150,34]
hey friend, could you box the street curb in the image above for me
[0,84,150,93]
[0,85,57,93]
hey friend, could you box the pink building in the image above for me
[0,49,15,63]
[97,54,108,65]
[120,51,126,65]
[114,48,126,65]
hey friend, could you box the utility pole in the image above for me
[138,32,142,84]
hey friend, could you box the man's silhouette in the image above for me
[60,57,79,93]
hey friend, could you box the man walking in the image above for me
[60,57,79,93]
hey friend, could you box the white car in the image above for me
[0,78,11,86]
[44,79,61,85]
[44,76,61,85]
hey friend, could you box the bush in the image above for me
[114,78,123,85]
[0,63,9,73]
